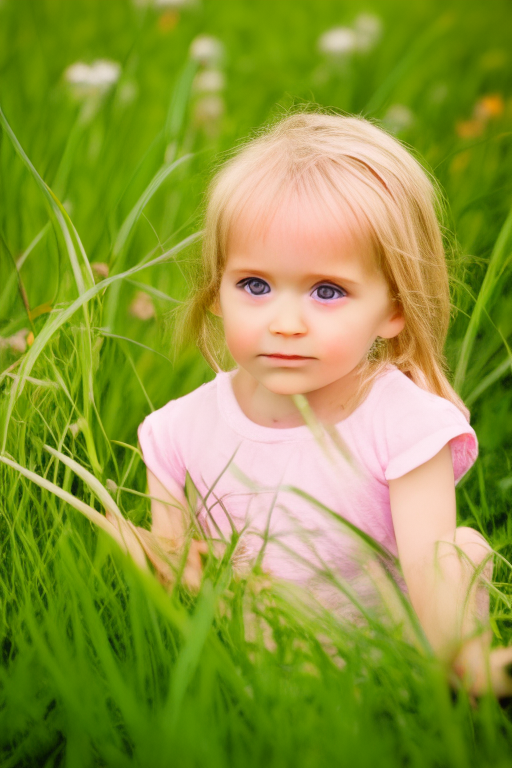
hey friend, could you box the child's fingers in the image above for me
[111,516,240,592]
[134,530,207,592]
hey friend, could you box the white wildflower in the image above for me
[318,27,356,57]
[382,104,414,134]
[65,63,92,86]
[189,35,225,67]
[91,59,121,88]
[155,0,195,7]
[64,59,121,97]
[353,13,382,52]
[192,69,225,94]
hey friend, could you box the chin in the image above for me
[261,373,313,396]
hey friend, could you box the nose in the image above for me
[268,293,307,336]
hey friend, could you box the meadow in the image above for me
[1,0,512,765]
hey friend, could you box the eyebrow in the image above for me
[226,267,361,286]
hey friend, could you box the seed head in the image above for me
[190,35,225,67]
[318,27,357,57]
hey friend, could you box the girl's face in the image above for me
[215,190,404,417]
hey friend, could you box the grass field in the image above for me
[1,1,512,765]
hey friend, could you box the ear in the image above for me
[378,305,405,339]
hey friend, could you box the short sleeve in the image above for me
[138,401,187,503]
[375,371,478,484]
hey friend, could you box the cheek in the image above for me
[222,310,261,360]
[315,315,372,361]
[320,336,359,365]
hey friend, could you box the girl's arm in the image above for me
[388,445,476,660]
[146,469,210,591]
[147,469,189,544]
[147,469,229,585]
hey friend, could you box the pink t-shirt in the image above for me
[138,366,477,586]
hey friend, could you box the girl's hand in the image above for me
[139,530,209,592]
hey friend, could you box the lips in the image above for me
[263,354,313,359]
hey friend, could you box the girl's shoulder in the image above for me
[369,365,462,415]
[138,375,221,452]
[357,365,477,483]
[137,376,222,491]
[147,375,219,421]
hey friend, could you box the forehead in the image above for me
[225,186,378,276]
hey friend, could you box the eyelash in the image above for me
[237,277,347,302]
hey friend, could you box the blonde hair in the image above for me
[175,110,466,415]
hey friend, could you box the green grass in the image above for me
[1,0,512,765]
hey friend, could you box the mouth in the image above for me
[262,354,314,360]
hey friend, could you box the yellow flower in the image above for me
[456,120,485,139]
[474,94,504,120]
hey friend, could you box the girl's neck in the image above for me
[230,367,366,429]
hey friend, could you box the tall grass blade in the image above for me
[0,224,50,318]
[96,329,174,365]
[0,232,200,451]
[104,153,193,331]
[292,393,353,465]
[286,486,397,564]
[44,444,124,522]
[111,154,193,265]
[454,206,512,392]
[0,454,126,550]
[168,579,217,728]
[0,107,94,294]
[124,279,183,304]
[164,58,198,158]
[465,356,512,406]
[43,444,149,568]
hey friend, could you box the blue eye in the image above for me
[312,284,346,301]
[238,278,270,296]
[236,278,346,300]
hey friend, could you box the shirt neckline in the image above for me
[216,367,397,443]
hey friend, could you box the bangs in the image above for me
[215,153,390,276]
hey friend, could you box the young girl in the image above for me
[138,112,512,697]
